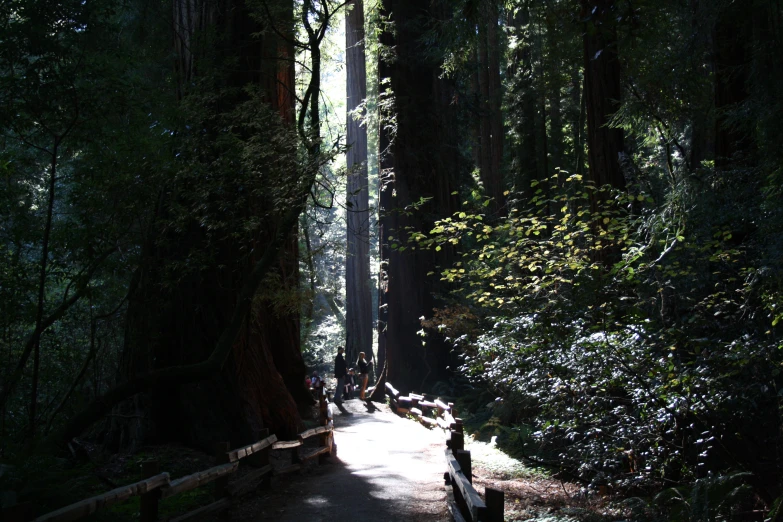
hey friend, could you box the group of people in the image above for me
[333,347,370,404]
[304,347,371,404]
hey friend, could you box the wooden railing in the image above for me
[9,384,334,522]
[384,382,505,522]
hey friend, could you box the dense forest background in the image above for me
[2,0,783,519]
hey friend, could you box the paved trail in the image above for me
[231,399,449,521]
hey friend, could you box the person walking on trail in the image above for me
[357,351,370,400]
[334,346,347,404]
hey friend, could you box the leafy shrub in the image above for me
[419,174,783,498]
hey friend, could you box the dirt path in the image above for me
[229,399,449,521]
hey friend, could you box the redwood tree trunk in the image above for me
[508,2,538,203]
[581,0,625,190]
[377,0,460,392]
[486,0,505,214]
[345,0,373,366]
[713,1,753,167]
[109,0,306,452]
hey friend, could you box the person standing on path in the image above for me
[334,346,347,404]
[357,351,369,400]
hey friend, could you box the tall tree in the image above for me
[477,0,505,214]
[102,0,310,451]
[580,0,625,190]
[713,0,753,167]
[376,0,461,392]
[345,0,373,366]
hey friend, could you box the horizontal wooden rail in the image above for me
[435,399,450,413]
[35,473,170,522]
[445,449,486,521]
[160,462,238,499]
[227,434,277,462]
[28,420,333,522]
[385,382,400,399]
[299,425,332,441]
[272,439,303,450]
[385,380,504,522]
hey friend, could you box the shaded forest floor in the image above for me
[19,395,629,521]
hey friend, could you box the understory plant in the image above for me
[420,172,783,502]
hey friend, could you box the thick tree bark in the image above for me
[52,203,309,449]
[345,0,373,366]
[377,0,460,392]
[106,0,307,452]
[581,0,625,190]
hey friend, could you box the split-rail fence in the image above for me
[384,381,505,522]
[5,384,333,522]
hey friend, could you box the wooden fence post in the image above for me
[485,487,504,522]
[214,442,231,499]
[140,460,160,522]
[249,429,272,489]
[450,429,464,455]
[456,450,472,485]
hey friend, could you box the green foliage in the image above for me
[624,473,753,522]
[0,0,172,442]
[418,171,782,494]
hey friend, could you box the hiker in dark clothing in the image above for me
[357,351,369,400]
[334,346,347,404]
[344,368,356,400]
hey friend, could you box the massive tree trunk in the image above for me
[581,0,625,190]
[377,0,460,392]
[345,0,373,367]
[106,0,306,452]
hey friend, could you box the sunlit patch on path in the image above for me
[229,400,448,521]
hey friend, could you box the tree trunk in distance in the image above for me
[581,0,625,190]
[478,17,493,204]
[486,0,505,214]
[470,45,481,169]
[508,2,538,204]
[345,0,373,367]
[30,141,58,436]
[713,1,753,168]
